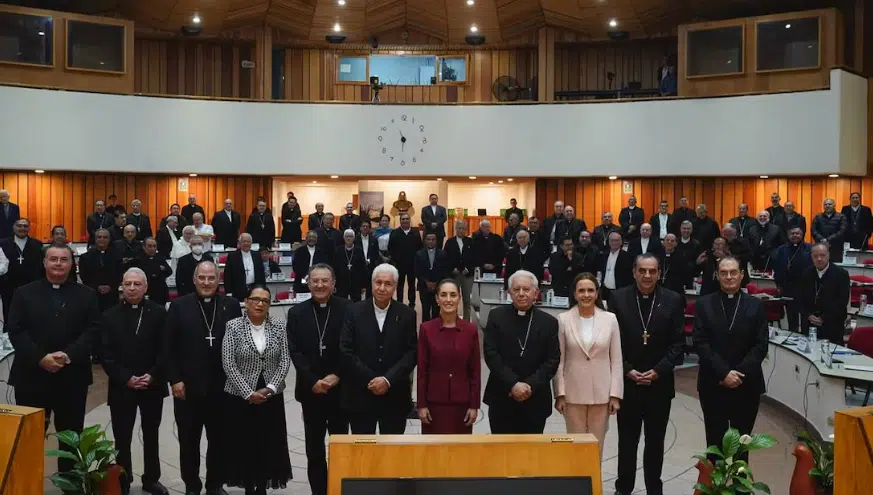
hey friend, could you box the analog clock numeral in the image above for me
[380,126,387,131]
[401,115,407,121]
[391,119,394,123]
[378,136,383,142]
[401,160,406,166]
[422,137,427,144]
[413,157,417,163]
[382,147,386,154]
[412,117,415,124]
[390,157,394,161]
[420,148,424,153]
[419,125,424,132]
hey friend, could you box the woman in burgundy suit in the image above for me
[417,279,482,434]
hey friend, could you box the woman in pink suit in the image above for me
[417,279,481,434]
[553,273,623,453]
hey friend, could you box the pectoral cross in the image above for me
[643,331,649,345]
[347,263,353,270]
[319,344,327,355]
[205,335,216,347]
[17,254,23,265]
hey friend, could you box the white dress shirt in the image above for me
[604,250,619,289]
[249,321,278,394]
[374,301,390,332]
[225,209,233,222]
[579,315,595,352]
[658,213,669,239]
[242,250,255,285]
[307,246,316,267]
[640,238,649,253]
[456,236,464,252]
[360,235,370,258]
[0,248,8,276]
[13,236,26,252]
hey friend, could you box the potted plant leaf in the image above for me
[796,430,834,495]
[692,427,777,494]
[45,424,123,495]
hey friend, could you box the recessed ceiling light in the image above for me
[333,23,341,32]
[759,175,768,179]
[312,180,318,183]
[829,174,839,178]
[609,19,618,28]
[469,176,477,180]
[470,25,478,33]
[189,173,198,177]
[37,31,45,36]
[34,169,45,174]
[785,23,791,29]
[192,15,201,24]
[489,181,494,185]
[608,176,618,180]
[338,0,346,5]
[436,178,442,181]
[507,178,514,182]
[466,0,475,5]
[330,175,339,179]
[498,180,504,184]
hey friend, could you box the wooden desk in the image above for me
[0,405,44,494]
[328,434,602,495]
[834,406,873,495]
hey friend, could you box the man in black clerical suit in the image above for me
[181,194,205,225]
[293,231,329,295]
[159,204,188,232]
[812,198,849,263]
[471,218,505,275]
[773,228,812,332]
[608,254,684,495]
[315,213,344,264]
[210,199,241,248]
[340,263,417,434]
[692,257,769,462]
[387,213,423,307]
[619,195,645,241]
[280,194,303,244]
[0,218,44,322]
[729,203,753,239]
[575,231,601,274]
[841,192,873,250]
[444,221,475,321]
[421,194,448,248]
[556,205,586,247]
[174,237,212,297]
[87,199,114,246]
[747,210,786,271]
[526,216,550,258]
[133,237,172,306]
[79,229,123,314]
[8,244,101,475]
[504,230,545,290]
[658,234,691,303]
[287,264,350,495]
[551,237,584,298]
[504,198,524,225]
[101,268,170,495]
[115,224,143,271]
[669,197,694,236]
[414,233,451,320]
[627,223,663,259]
[592,212,621,253]
[692,205,720,253]
[110,211,128,243]
[339,202,362,234]
[127,199,153,241]
[502,213,527,248]
[0,189,20,241]
[308,202,326,231]
[800,243,850,344]
[245,199,276,249]
[223,233,266,301]
[165,261,241,495]
[484,269,560,433]
[333,229,368,302]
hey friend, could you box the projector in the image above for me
[325,34,346,44]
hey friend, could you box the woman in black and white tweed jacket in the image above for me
[222,285,292,495]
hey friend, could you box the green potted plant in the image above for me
[45,424,123,495]
[692,427,777,494]
[796,430,834,495]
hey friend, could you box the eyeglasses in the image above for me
[247,297,271,305]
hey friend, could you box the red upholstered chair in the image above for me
[863,258,873,265]
[849,275,873,306]
[218,254,229,264]
[168,290,178,301]
[684,300,696,351]
[758,287,785,327]
[276,291,290,300]
[847,326,873,405]
[745,283,760,295]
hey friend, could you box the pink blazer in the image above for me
[553,307,624,405]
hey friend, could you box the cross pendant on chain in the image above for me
[205,335,216,347]
[347,263,353,270]
[319,344,327,355]
[643,331,649,345]
[17,254,23,265]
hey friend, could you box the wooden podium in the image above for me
[0,405,45,494]
[328,434,602,495]
[835,406,873,495]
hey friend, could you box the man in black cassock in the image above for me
[308,202,326,231]
[174,236,212,298]
[608,254,684,495]
[387,213,423,307]
[114,224,143,271]
[484,270,560,434]
[339,202,362,234]
[314,213,344,264]
[340,263,417,434]
[87,199,114,246]
[692,256,769,462]
[333,229,368,301]
[619,195,645,241]
[471,218,505,275]
[800,243,850,344]
[79,229,123,313]
[812,198,849,263]
[414,233,450,320]
[181,194,205,225]
[0,218,44,323]
[287,263,350,495]
[841,192,873,250]
[210,199,241,248]
[133,237,172,306]
[164,261,242,495]
[245,199,276,249]
[101,268,170,495]
[8,244,101,474]
[127,199,153,241]
[504,230,545,289]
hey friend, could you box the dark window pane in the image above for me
[756,17,820,71]
[439,57,467,82]
[0,12,52,66]
[67,20,125,72]
[687,26,744,77]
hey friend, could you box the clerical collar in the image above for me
[758,221,768,227]
[124,300,141,309]
[132,212,140,216]
[402,228,411,234]
[817,264,829,278]
[346,245,354,251]
[637,288,655,299]
[852,205,860,211]
[52,284,60,289]
[721,290,739,299]
[428,247,435,252]
[199,296,214,303]
[628,206,635,210]
[315,298,330,308]
[514,306,532,316]
[681,237,691,243]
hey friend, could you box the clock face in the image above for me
[377,114,427,167]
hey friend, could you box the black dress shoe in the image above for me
[143,481,170,495]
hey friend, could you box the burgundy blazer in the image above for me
[416,318,481,409]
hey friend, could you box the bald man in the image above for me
[210,199,241,248]
[222,233,266,300]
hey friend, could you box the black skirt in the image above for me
[223,373,293,490]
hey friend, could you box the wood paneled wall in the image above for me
[0,171,272,242]
[282,47,538,102]
[134,38,255,98]
[535,177,873,242]
[554,38,677,91]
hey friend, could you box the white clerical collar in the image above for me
[817,264,829,278]
[374,301,391,314]
[515,307,530,316]
[427,248,435,253]
[193,254,203,261]
[402,228,411,234]
[519,246,528,254]
[203,297,212,303]
[52,284,60,289]
[852,205,860,211]
[628,206,635,210]
[759,221,768,227]
[681,237,691,243]
[132,212,140,216]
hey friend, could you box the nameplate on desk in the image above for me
[76,246,87,255]
[279,243,292,251]
[844,364,873,372]
[844,257,858,265]
[279,256,293,264]
[252,243,260,251]
[552,296,570,308]
[295,293,312,302]
[213,244,224,252]
[862,305,873,318]
[482,273,498,281]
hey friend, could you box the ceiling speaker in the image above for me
[465,34,486,46]
[180,25,201,36]
[607,31,629,41]
[326,34,347,44]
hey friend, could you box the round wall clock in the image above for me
[377,114,427,166]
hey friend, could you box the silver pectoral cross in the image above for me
[347,263,353,270]
[205,335,216,347]
[17,254,23,264]
[319,344,327,355]
[643,331,649,345]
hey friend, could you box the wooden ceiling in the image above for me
[19,0,839,43]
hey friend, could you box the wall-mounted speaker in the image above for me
[465,34,486,46]
[326,34,347,44]
[180,25,201,36]
[607,31,629,41]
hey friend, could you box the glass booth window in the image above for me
[67,20,125,72]
[756,17,820,71]
[686,25,744,77]
[369,55,437,85]
[338,56,367,82]
[438,56,467,82]
[0,12,53,66]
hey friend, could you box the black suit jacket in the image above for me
[315,227,344,263]
[280,203,303,243]
[181,204,205,225]
[78,248,123,310]
[388,228,423,268]
[210,209,242,247]
[692,292,769,396]
[308,212,325,231]
[287,296,350,404]
[556,218,587,246]
[649,213,672,241]
[414,248,451,291]
[131,253,172,305]
[332,245,369,297]
[175,253,213,297]
[86,212,114,246]
[627,237,664,258]
[155,227,178,258]
[549,251,584,297]
[607,286,685,399]
[354,235,381,271]
[163,293,242,397]
[223,250,266,300]
[339,213,362,234]
[421,205,448,238]
[443,235,475,276]
[126,213,153,241]
[841,205,873,248]
[504,246,546,289]
[800,264,850,344]
[483,305,560,420]
[7,280,101,389]
[100,300,169,406]
[619,207,646,240]
[245,211,276,248]
[599,249,634,290]
[471,231,505,274]
[292,245,329,293]
[669,207,695,235]
[0,202,20,240]
[339,299,418,414]
[0,236,45,295]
